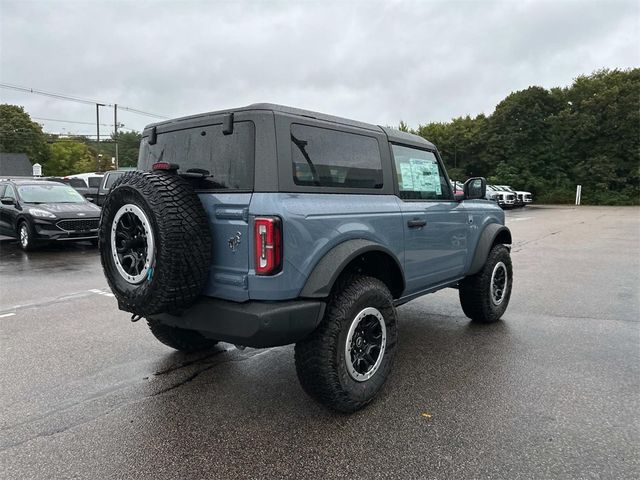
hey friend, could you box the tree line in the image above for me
[400,68,639,205]
[0,103,141,176]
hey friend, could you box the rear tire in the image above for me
[147,320,218,352]
[459,244,512,323]
[294,276,397,413]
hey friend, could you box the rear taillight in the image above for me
[254,217,282,275]
[152,162,180,171]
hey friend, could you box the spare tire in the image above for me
[98,171,212,316]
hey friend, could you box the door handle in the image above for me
[407,218,427,228]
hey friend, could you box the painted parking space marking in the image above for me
[0,288,115,316]
[91,289,115,297]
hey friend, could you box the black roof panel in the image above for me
[143,103,435,149]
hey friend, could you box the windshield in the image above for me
[18,184,86,203]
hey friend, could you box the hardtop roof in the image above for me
[143,103,435,149]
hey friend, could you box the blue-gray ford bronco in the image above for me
[99,104,513,413]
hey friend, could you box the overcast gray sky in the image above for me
[1,0,638,135]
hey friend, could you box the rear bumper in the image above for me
[148,297,326,348]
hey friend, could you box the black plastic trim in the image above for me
[148,297,326,348]
[300,239,405,298]
[468,224,512,275]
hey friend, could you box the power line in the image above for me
[3,129,135,138]
[0,82,169,119]
[32,116,114,127]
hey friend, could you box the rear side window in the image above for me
[0,185,5,197]
[291,124,383,189]
[67,178,87,188]
[139,121,255,191]
[103,172,124,190]
[87,177,102,188]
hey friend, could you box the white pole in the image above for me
[575,185,582,205]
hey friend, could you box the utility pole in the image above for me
[96,103,105,171]
[114,104,119,170]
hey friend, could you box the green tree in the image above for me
[83,130,142,168]
[113,131,142,167]
[0,104,50,166]
[404,68,640,204]
[47,140,96,176]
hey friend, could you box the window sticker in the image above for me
[408,158,441,194]
[399,163,414,190]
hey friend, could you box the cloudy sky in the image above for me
[1,0,638,135]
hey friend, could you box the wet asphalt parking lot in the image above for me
[0,205,638,479]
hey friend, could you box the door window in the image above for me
[4,185,16,200]
[391,145,451,200]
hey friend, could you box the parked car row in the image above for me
[0,178,101,250]
[450,180,533,208]
[0,170,131,250]
[486,184,533,208]
[46,170,128,206]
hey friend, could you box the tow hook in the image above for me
[131,314,143,323]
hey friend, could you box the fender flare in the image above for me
[468,223,512,275]
[300,239,405,298]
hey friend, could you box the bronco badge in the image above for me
[228,231,242,252]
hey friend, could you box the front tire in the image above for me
[147,320,218,352]
[17,221,37,251]
[294,276,398,413]
[459,244,513,323]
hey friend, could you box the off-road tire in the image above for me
[294,276,398,413]
[147,320,218,352]
[99,171,211,316]
[459,244,512,323]
[17,220,37,251]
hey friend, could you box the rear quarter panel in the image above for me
[248,193,404,300]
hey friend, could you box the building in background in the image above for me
[0,153,32,177]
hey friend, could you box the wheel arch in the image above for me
[467,223,512,276]
[299,239,405,299]
[15,215,31,234]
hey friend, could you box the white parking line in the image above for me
[90,289,114,297]
[0,312,16,318]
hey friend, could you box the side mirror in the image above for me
[1,197,15,206]
[463,177,486,200]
